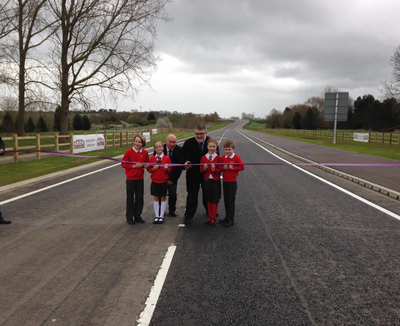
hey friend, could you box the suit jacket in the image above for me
[163,143,184,184]
[182,136,220,182]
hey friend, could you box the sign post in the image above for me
[324,92,349,144]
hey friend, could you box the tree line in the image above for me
[253,92,400,132]
[0,108,222,133]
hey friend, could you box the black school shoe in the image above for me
[135,217,145,223]
[223,219,234,227]
[0,216,11,224]
[169,212,177,217]
[127,218,135,225]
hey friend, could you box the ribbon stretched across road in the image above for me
[3,150,400,167]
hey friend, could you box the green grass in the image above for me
[0,122,232,187]
[244,126,400,162]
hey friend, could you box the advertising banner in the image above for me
[143,132,151,143]
[73,134,106,154]
[354,133,369,142]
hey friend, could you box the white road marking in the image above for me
[0,163,120,205]
[137,245,177,326]
[237,130,400,221]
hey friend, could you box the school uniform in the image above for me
[121,147,149,223]
[221,153,245,225]
[147,154,172,197]
[200,153,222,224]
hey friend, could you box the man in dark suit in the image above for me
[0,136,11,224]
[163,134,183,217]
[182,124,219,225]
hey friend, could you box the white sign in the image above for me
[73,134,106,153]
[143,132,151,143]
[152,129,158,134]
[354,133,369,143]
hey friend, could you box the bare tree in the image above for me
[304,96,324,112]
[0,0,56,135]
[47,0,170,136]
[381,45,400,101]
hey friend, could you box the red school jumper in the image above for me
[200,154,223,221]
[121,148,149,180]
[147,154,172,183]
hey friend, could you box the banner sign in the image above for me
[73,134,106,154]
[152,129,158,134]
[354,133,369,142]
[143,132,151,143]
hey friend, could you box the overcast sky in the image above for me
[117,0,400,119]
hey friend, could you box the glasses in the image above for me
[195,132,206,136]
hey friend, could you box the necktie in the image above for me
[156,156,161,163]
[199,142,203,152]
[168,149,172,159]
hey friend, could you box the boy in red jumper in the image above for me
[220,139,245,227]
[200,137,222,226]
[121,134,149,225]
[147,141,172,224]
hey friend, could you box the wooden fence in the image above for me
[256,129,400,146]
[0,128,189,163]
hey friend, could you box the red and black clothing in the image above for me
[221,153,245,223]
[121,147,149,220]
[200,153,222,221]
[147,154,172,197]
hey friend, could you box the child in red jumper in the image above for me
[200,137,222,226]
[121,134,149,225]
[147,141,172,224]
[220,139,245,227]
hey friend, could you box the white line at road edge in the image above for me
[237,130,400,221]
[137,245,177,326]
[0,163,120,205]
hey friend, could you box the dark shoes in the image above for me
[135,217,145,223]
[0,216,11,224]
[223,219,234,227]
[209,218,215,226]
[127,218,135,225]
[169,212,177,217]
[218,218,227,224]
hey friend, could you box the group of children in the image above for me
[121,134,244,227]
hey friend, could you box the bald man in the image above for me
[163,134,184,216]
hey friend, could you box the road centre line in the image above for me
[137,245,177,326]
[237,130,400,221]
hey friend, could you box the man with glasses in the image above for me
[182,125,219,225]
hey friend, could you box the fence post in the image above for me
[120,132,123,148]
[55,133,59,154]
[70,133,73,154]
[104,131,107,149]
[112,132,115,148]
[36,133,41,160]
[13,133,18,163]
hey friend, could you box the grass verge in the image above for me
[0,122,232,187]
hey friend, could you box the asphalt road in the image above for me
[1,122,400,325]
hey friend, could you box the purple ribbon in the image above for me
[3,150,400,167]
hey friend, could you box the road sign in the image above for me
[324,92,349,121]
